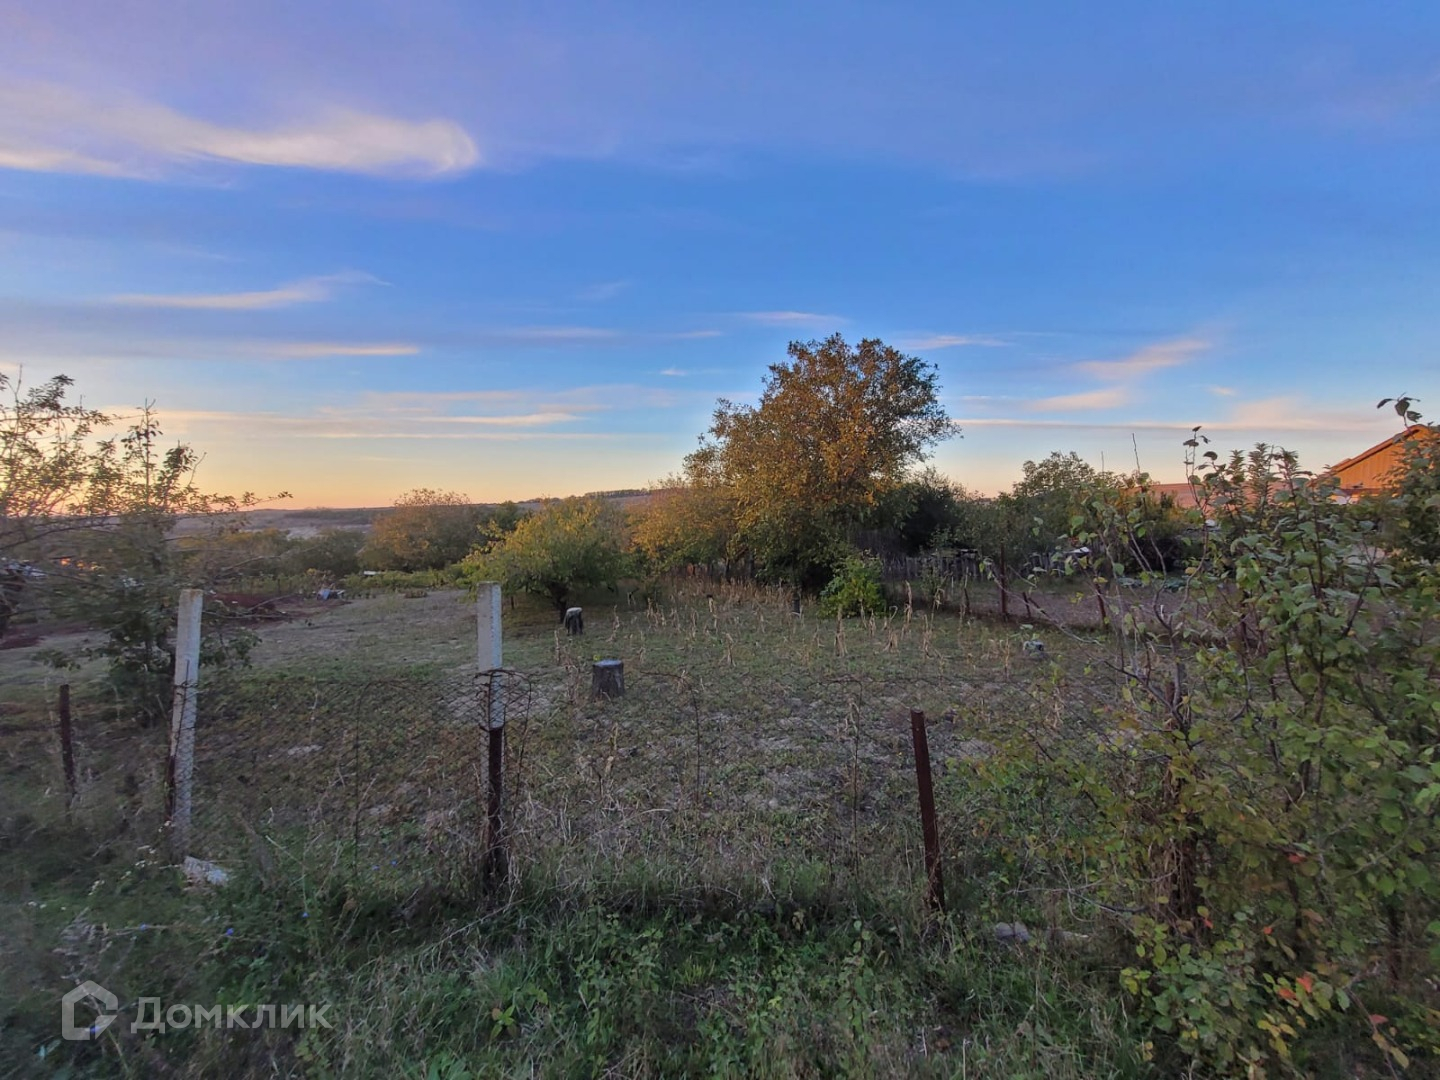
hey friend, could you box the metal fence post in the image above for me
[477,582,507,882]
[910,709,947,913]
[58,683,76,812]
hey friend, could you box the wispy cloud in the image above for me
[479,325,718,345]
[1031,336,1208,412]
[1027,386,1130,412]
[153,400,659,442]
[659,367,688,377]
[0,80,479,179]
[500,326,620,342]
[353,389,527,409]
[351,383,692,415]
[427,412,580,427]
[959,395,1391,434]
[106,272,376,311]
[263,342,420,358]
[157,406,623,442]
[1073,337,1207,381]
[577,280,630,302]
[897,333,1007,351]
[739,311,846,327]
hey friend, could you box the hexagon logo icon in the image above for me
[61,981,118,1041]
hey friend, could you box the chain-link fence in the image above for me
[187,671,537,894]
[63,573,1170,925]
[167,627,1126,914]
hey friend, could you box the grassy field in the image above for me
[0,581,1419,1077]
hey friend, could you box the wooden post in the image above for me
[591,660,625,699]
[166,588,203,857]
[58,683,76,811]
[909,709,947,913]
[998,550,1009,621]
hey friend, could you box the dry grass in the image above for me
[2,582,1148,1078]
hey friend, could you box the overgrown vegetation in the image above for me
[361,489,523,572]
[637,334,955,589]
[3,367,1437,1077]
[467,496,631,613]
[3,377,279,723]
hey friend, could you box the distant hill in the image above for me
[168,506,384,538]
[174,490,657,537]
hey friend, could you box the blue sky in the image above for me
[2,2,1437,505]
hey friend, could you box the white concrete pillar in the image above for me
[168,588,203,855]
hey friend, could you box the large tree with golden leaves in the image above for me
[681,334,955,586]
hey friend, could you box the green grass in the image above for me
[0,581,1426,1076]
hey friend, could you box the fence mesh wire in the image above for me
[189,671,536,893]
[160,590,1135,911]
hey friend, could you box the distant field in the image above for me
[170,490,656,539]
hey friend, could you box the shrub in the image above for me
[1052,435,1440,1075]
[466,497,631,615]
[818,553,887,617]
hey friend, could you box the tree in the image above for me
[284,528,367,579]
[946,489,1045,620]
[630,476,737,574]
[883,467,967,556]
[479,501,527,543]
[468,497,631,614]
[1011,451,1101,551]
[1,374,112,635]
[683,334,954,587]
[362,489,484,571]
[1,380,278,721]
[1376,396,1440,564]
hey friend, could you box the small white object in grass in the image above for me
[1022,639,1045,657]
[993,921,1031,945]
[182,857,229,887]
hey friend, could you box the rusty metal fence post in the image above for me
[484,670,508,883]
[909,709,947,913]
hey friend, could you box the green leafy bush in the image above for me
[1052,434,1440,1075]
[818,553,887,617]
[466,496,631,614]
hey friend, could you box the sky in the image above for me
[1,1,1437,507]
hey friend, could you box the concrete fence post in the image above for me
[167,588,203,857]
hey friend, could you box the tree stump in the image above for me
[591,659,624,699]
